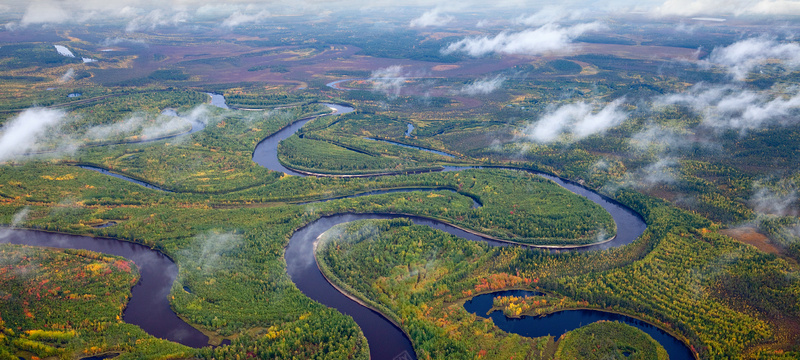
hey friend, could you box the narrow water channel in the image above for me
[251,103,354,176]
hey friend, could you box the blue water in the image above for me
[78,166,169,192]
[463,291,695,360]
[2,230,208,347]
[206,93,229,109]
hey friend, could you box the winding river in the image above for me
[5,96,693,359]
[325,78,368,90]
[0,94,227,348]
[251,104,354,176]
[250,102,694,359]
[0,229,209,348]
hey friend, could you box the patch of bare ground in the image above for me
[643,188,681,203]
[449,96,484,109]
[572,60,600,75]
[432,64,460,71]
[575,43,702,61]
[716,227,800,355]
[744,315,800,356]
[720,227,781,255]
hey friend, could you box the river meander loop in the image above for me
[6,97,692,359]
[252,101,692,359]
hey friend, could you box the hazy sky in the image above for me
[3,0,800,30]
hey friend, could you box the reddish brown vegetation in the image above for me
[720,227,781,255]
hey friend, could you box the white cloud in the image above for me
[12,207,30,228]
[83,116,144,142]
[640,158,679,186]
[515,6,588,27]
[118,6,143,18]
[20,0,70,26]
[182,231,243,276]
[195,4,242,19]
[0,108,69,162]
[126,9,189,32]
[84,106,208,142]
[674,22,699,33]
[14,0,157,28]
[791,223,800,237]
[659,84,800,131]
[59,68,75,83]
[607,157,680,191]
[749,0,800,15]
[369,65,407,97]
[142,106,207,140]
[630,124,681,151]
[628,123,722,157]
[653,0,800,16]
[522,99,627,143]
[443,22,605,57]
[459,75,505,95]
[101,37,147,47]
[750,181,797,216]
[0,105,209,162]
[703,37,800,81]
[7,1,800,30]
[221,9,270,28]
[409,8,454,28]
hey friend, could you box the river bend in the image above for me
[6,98,689,359]
[250,102,688,359]
[0,229,209,347]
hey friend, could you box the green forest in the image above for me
[1,5,799,360]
